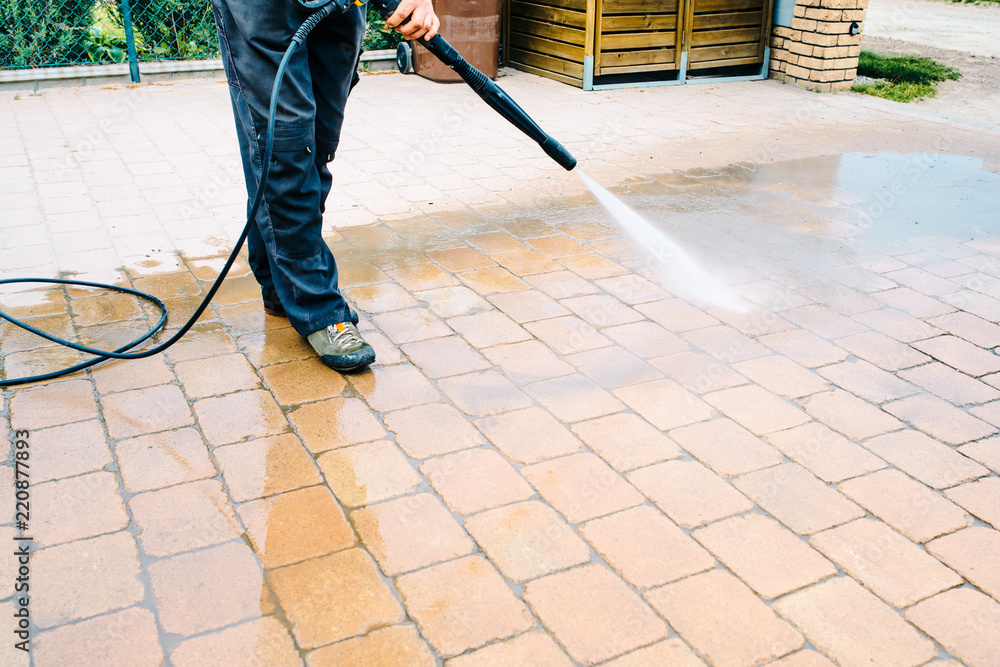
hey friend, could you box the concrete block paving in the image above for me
[3,61,1000,665]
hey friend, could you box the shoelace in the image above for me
[328,324,364,348]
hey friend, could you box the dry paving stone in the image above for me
[351,492,475,575]
[421,447,535,515]
[10,379,98,429]
[170,617,301,667]
[525,564,669,665]
[396,555,535,658]
[774,577,936,667]
[566,346,663,389]
[834,331,930,371]
[214,433,322,503]
[398,335,491,378]
[613,377,713,430]
[800,388,904,441]
[600,638,707,667]
[317,440,422,508]
[114,427,216,493]
[764,421,886,483]
[101,384,195,439]
[307,625,437,667]
[958,436,1000,474]
[944,476,1000,530]
[526,374,625,423]
[522,452,644,524]
[32,471,129,548]
[571,412,682,471]
[193,389,286,446]
[149,540,266,637]
[649,350,747,394]
[384,402,485,459]
[926,526,1000,601]
[883,394,997,445]
[839,468,972,543]
[581,505,716,588]
[731,355,828,398]
[628,459,754,529]
[863,429,989,489]
[474,407,582,464]
[33,607,162,667]
[464,500,590,582]
[636,298,720,332]
[758,329,849,368]
[735,463,865,535]
[603,320,688,359]
[913,334,1000,377]
[816,358,917,404]
[905,588,1000,667]
[437,370,532,416]
[693,513,837,600]
[268,548,405,649]
[670,417,784,476]
[32,531,144,630]
[645,568,803,667]
[129,479,241,557]
[898,361,1000,406]
[704,385,811,435]
[445,631,574,667]
[767,650,837,667]
[810,518,963,607]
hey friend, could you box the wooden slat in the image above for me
[688,42,758,62]
[508,60,584,86]
[510,1,587,29]
[508,48,586,77]
[693,0,765,13]
[602,14,677,32]
[690,27,760,46]
[601,31,677,50]
[687,55,761,69]
[515,0,588,12]
[599,47,676,67]
[599,60,680,74]
[692,10,762,29]
[510,17,586,46]
[601,0,677,13]
[508,33,586,61]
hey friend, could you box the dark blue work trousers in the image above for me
[210,0,364,335]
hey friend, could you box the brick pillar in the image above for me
[768,0,868,92]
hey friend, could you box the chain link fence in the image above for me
[1,0,401,71]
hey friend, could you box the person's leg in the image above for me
[209,0,357,335]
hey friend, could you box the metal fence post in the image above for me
[120,0,141,83]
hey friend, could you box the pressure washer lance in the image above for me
[367,0,577,171]
[0,0,577,387]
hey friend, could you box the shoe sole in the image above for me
[319,347,376,373]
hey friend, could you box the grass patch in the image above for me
[851,80,938,102]
[852,51,961,102]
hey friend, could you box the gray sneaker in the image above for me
[307,322,375,372]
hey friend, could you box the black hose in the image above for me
[0,3,337,388]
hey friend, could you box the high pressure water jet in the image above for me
[0,0,578,386]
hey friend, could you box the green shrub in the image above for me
[363,4,403,51]
[0,0,98,68]
[116,0,218,60]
